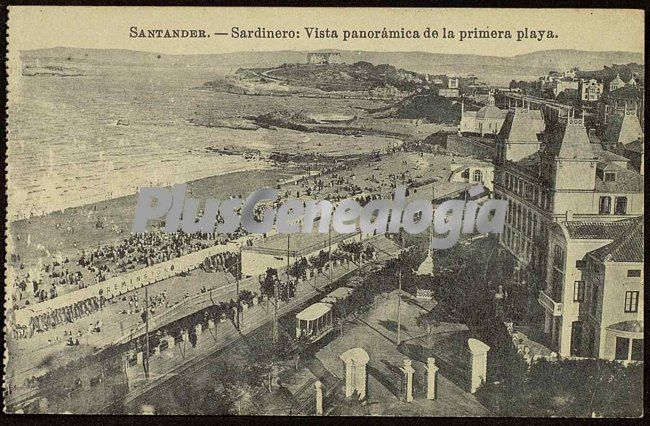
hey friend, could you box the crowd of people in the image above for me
[200,251,240,274]
[23,295,104,337]
[11,152,426,347]
[118,290,171,319]
[11,228,249,310]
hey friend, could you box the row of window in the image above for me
[504,172,552,210]
[502,227,532,263]
[598,196,628,215]
[549,245,566,301]
[573,280,639,314]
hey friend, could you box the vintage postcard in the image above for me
[3,6,644,416]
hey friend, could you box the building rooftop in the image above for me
[603,112,644,146]
[476,105,507,120]
[594,149,630,164]
[543,120,595,160]
[609,74,625,87]
[603,86,643,102]
[594,162,644,193]
[513,152,542,175]
[564,217,640,240]
[498,107,544,143]
[623,139,644,154]
[589,217,643,263]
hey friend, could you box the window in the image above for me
[553,246,565,270]
[551,268,564,301]
[615,337,629,360]
[627,269,641,278]
[507,200,513,224]
[599,196,611,214]
[591,285,599,316]
[624,291,639,313]
[576,260,587,269]
[473,170,483,182]
[604,172,616,182]
[615,197,627,215]
[573,281,585,302]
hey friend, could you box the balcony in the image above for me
[538,290,563,316]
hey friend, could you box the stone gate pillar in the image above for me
[425,357,439,400]
[164,335,175,349]
[339,347,370,400]
[468,338,490,393]
[314,380,323,415]
[344,362,354,398]
[400,358,415,402]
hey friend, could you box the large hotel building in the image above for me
[492,106,643,358]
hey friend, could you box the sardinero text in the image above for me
[132,184,506,249]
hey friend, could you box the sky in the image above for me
[8,7,645,57]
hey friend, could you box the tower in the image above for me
[541,111,597,214]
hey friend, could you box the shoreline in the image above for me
[7,167,298,268]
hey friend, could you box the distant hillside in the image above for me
[368,89,461,124]
[510,49,643,71]
[578,63,644,84]
[21,47,643,85]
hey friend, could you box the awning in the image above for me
[606,320,644,338]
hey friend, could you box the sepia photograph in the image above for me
[2,6,644,417]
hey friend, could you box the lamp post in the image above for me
[236,247,241,329]
[397,229,403,346]
[144,285,149,380]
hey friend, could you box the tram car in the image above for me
[295,286,354,343]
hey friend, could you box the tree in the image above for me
[260,268,278,299]
[415,313,437,346]
[293,333,312,370]
[309,250,329,272]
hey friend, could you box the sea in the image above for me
[7,61,386,220]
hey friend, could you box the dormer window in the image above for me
[604,172,616,182]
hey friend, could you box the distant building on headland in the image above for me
[430,75,460,97]
[307,52,342,65]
